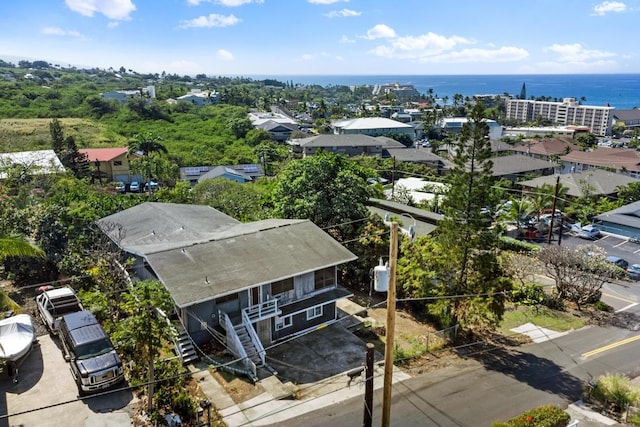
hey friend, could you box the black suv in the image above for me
[58,310,124,393]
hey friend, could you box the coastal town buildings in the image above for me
[505,97,614,136]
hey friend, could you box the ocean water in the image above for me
[252,74,640,110]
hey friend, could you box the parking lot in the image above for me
[558,230,640,270]
[0,333,134,427]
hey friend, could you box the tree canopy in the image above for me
[271,151,373,241]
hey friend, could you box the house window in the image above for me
[306,305,323,320]
[113,160,123,166]
[314,267,334,290]
[271,277,294,296]
[275,315,292,331]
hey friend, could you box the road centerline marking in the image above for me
[601,292,638,304]
[582,335,640,358]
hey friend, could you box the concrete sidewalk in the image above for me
[191,358,410,427]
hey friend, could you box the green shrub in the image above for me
[593,301,613,312]
[491,404,570,427]
[499,237,541,254]
[591,373,640,412]
[510,283,545,306]
[542,293,565,311]
[173,389,198,421]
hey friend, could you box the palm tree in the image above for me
[128,132,167,195]
[0,235,44,313]
[128,132,167,158]
[498,197,533,232]
[0,235,44,259]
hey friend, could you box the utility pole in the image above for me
[547,176,560,245]
[363,343,375,427]
[381,222,398,427]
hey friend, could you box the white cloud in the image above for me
[368,32,473,59]
[325,9,361,18]
[65,0,136,20]
[546,43,616,62]
[187,0,264,6]
[593,1,627,16]
[363,24,397,40]
[301,53,315,61]
[41,27,83,38]
[308,0,347,4]
[429,46,530,64]
[340,35,355,44]
[216,49,234,60]
[180,14,241,28]
[107,21,120,28]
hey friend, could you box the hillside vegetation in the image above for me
[0,118,125,152]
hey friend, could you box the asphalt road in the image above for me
[280,324,640,427]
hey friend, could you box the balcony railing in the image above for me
[243,298,280,323]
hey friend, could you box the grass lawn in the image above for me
[498,305,587,336]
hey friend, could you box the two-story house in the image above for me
[98,202,356,379]
[79,147,139,183]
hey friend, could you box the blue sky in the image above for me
[1,0,639,76]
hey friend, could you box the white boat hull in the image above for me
[0,314,36,362]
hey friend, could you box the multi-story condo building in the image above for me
[506,98,614,136]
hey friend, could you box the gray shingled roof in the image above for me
[98,202,241,255]
[518,169,639,198]
[385,147,449,163]
[613,109,640,122]
[299,134,392,148]
[148,220,357,307]
[98,202,357,307]
[595,201,640,228]
[489,154,558,176]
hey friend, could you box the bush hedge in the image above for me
[491,405,570,427]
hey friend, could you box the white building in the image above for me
[439,117,503,140]
[331,117,415,139]
[502,126,576,138]
[177,89,219,106]
[0,150,65,179]
[506,98,614,136]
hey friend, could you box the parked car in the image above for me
[578,225,601,240]
[605,256,629,270]
[129,181,140,192]
[144,181,159,192]
[626,264,640,280]
[35,286,83,335]
[58,310,124,393]
[114,181,125,193]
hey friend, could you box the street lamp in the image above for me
[384,213,416,242]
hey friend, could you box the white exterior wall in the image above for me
[506,99,613,136]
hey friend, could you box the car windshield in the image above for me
[74,338,113,360]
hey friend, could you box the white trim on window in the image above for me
[275,315,292,331]
[306,305,323,320]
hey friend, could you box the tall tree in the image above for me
[49,119,89,178]
[271,152,372,241]
[49,118,65,155]
[128,132,168,195]
[424,103,509,331]
[519,82,526,100]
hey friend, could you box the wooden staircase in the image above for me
[234,323,262,365]
[173,324,199,365]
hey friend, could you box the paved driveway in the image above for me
[1,333,135,427]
